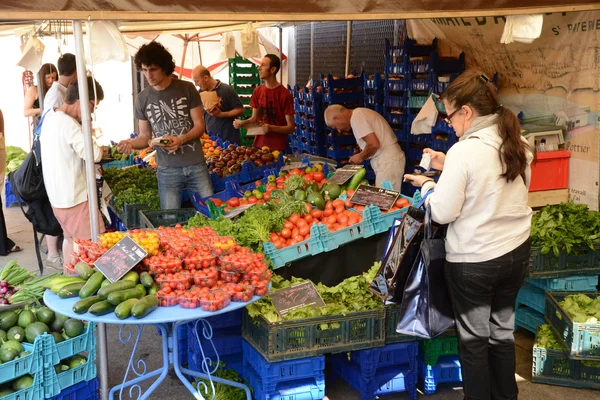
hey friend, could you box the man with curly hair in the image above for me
[118,42,213,209]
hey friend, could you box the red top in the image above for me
[250,84,294,151]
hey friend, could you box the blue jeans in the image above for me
[156,163,213,209]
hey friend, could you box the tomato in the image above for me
[313,172,325,182]
[338,214,349,225]
[327,215,337,224]
[248,196,258,204]
[332,199,345,208]
[277,183,285,190]
[334,206,345,215]
[276,177,285,184]
[395,198,411,208]
[299,226,310,236]
[291,228,300,238]
[227,198,240,207]
[293,235,304,242]
[280,228,292,239]
[311,210,323,219]
[263,192,271,201]
[347,189,355,197]
[325,201,334,211]
[255,180,262,187]
[284,221,295,230]
[304,215,314,224]
[289,213,301,224]
[323,209,334,217]
[296,219,308,228]
[209,198,223,207]
[289,168,302,176]
[305,203,312,214]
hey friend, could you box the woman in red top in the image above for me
[233,54,295,151]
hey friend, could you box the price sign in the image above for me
[270,281,326,318]
[94,236,148,283]
[224,204,255,219]
[349,184,400,211]
[327,164,363,185]
[280,162,306,172]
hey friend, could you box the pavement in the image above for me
[2,204,599,399]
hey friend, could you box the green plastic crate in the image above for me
[233,85,257,95]
[421,335,459,366]
[231,76,261,85]
[242,308,386,362]
[529,245,600,279]
[114,202,149,230]
[139,208,197,229]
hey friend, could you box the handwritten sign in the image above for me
[327,164,364,185]
[94,236,147,283]
[225,204,255,219]
[270,281,325,317]
[349,184,400,211]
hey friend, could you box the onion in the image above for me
[0,281,7,288]
[0,287,7,294]
[0,299,8,305]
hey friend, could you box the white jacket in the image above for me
[423,123,533,263]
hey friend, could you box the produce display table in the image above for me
[44,290,264,400]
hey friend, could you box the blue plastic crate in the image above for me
[385,77,408,92]
[326,130,356,146]
[384,110,405,127]
[4,180,20,207]
[47,377,98,400]
[245,365,325,400]
[516,284,546,314]
[0,341,36,385]
[203,309,242,330]
[336,341,419,381]
[192,180,244,217]
[43,353,97,398]
[419,355,462,395]
[515,305,544,334]
[189,353,243,378]
[332,357,417,400]
[408,72,434,92]
[407,94,428,109]
[384,93,408,109]
[3,371,44,400]
[405,143,427,160]
[326,146,355,160]
[434,52,466,74]
[526,276,598,292]
[53,322,96,362]
[189,325,242,361]
[545,291,600,360]
[243,340,324,393]
[102,154,134,169]
[385,58,410,76]
[264,224,332,269]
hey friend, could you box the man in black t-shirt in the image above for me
[118,42,213,209]
[192,66,244,144]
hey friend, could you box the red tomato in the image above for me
[227,198,240,207]
[280,228,292,239]
[313,172,325,182]
[311,210,323,219]
[248,196,258,204]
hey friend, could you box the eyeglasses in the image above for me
[444,107,461,126]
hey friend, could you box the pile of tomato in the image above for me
[72,239,108,265]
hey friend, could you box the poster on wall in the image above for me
[408,12,600,210]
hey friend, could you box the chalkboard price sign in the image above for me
[349,184,400,211]
[94,236,148,283]
[327,164,363,185]
[270,281,325,317]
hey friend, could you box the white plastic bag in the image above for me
[240,23,261,59]
[17,36,45,72]
[85,21,128,65]
[220,32,236,59]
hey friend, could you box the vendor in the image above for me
[233,54,294,151]
[118,42,213,209]
[404,70,533,400]
[324,105,405,191]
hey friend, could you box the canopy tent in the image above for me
[0,0,599,20]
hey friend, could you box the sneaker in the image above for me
[45,256,64,270]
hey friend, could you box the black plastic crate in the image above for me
[139,208,197,229]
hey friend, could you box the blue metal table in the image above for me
[44,290,263,400]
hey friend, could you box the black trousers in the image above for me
[0,194,15,256]
[445,238,531,400]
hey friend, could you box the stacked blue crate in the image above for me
[419,355,463,395]
[242,340,326,400]
[383,38,464,197]
[363,72,384,115]
[290,85,327,156]
[332,341,419,400]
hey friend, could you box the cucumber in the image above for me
[148,282,159,295]
[107,287,145,306]
[79,272,105,299]
[72,296,102,314]
[101,279,111,287]
[347,167,366,190]
[97,280,136,300]
[88,301,116,316]
[131,295,158,319]
[139,272,154,288]
[58,282,86,299]
[51,277,85,294]
[122,271,139,285]
[115,299,140,319]
[74,262,95,280]
[135,284,147,296]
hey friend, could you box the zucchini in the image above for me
[79,272,105,299]
[139,272,154,288]
[97,280,135,300]
[347,167,366,191]
[131,295,158,319]
[58,282,86,299]
[88,301,116,316]
[107,287,145,306]
[72,296,102,314]
[122,271,139,285]
[135,284,147,296]
[74,262,95,280]
[50,277,85,294]
[101,279,111,287]
[114,299,140,320]
[148,282,159,295]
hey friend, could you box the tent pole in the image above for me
[72,20,109,400]
[180,35,189,78]
[310,22,314,81]
[278,25,283,83]
[345,21,352,77]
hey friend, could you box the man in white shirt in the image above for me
[40,77,106,268]
[324,105,406,191]
[43,53,77,113]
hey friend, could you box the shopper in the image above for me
[40,77,106,268]
[118,42,213,209]
[192,65,244,144]
[233,54,294,151]
[0,109,21,255]
[324,105,405,191]
[43,53,77,113]
[23,63,58,127]
[404,69,533,400]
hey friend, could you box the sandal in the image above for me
[8,245,23,253]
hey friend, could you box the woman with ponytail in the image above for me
[405,69,533,400]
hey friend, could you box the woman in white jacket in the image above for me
[405,69,533,400]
